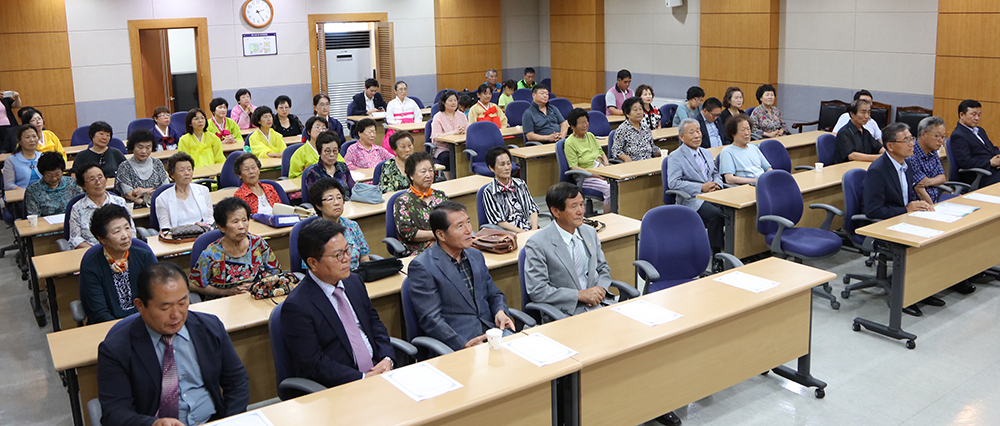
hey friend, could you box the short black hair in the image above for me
[702,97,723,111]
[437,90,458,112]
[848,98,871,115]
[477,83,492,96]
[136,262,188,305]
[89,204,131,240]
[233,152,261,177]
[312,93,330,115]
[356,117,377,135]
[485,146,511,169]
[166,152,195,175]
[617,69,631,80]
[298,218,347,264]
[567,108,589,127]
[316,131,340,155]
[307,177,347,211]
[429,201,467,239]
[274,95,292,109]
[304,116,328,141]
[853,89,873,101]
[127,128,155,152]
[184,108,206,134]
[74,163,102,187]
[16,124,37,145]
[503,79,517,90]
[405,151,434,179]
[19,107,40,126]
[686,86,705,101]
[152,106,170,119]
[364,78,379,89]
[389,130,413,151]
[723,87,743,109]
[546,182,581,213]
[755,84,776,103]
[531,85,549,95]
[235,88,251,102]
[214,196,251,228]
[210,97,229,114]
[251,106,273,127]
[395,80,407,91]
[458,94,475,110]
[523,67,535,75]
[724,113,751,140]
[88,121,113,140]
[882,122,911,148]
[621,97,642,115]
[959,99,982,115]
[37,151,66,174]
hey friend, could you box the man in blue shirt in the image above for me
[907,116,948,204]
[522,85,568,144]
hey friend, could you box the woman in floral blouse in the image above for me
[611,97,661,162]
[749,84,789,140]
[25,151,82,217]
[188,197,280,300]
[378,130,414,193]
[393,151,448,256]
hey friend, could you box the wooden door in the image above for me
[374,22,394,100]
[138,29,172,117]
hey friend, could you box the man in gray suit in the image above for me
[408,201,516,351]
[523,182,613,316]
[667,118,726,253]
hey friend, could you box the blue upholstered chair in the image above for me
[383,191,406,257]
[461,122,519,177]
[219,151,245,189]
[660,156,693,205]
[148,184,174,231]
[169,112,187,139]
[288,216,318,274]
[838,168,892,301]
[504,101,530,127]
[280,143,302,179]
[745,107,755,117]
[70,126,91,146]
[759,139,814,173]
[660,104,678,128]
[126,118,155,138]
[549,98,573,120]
[512,88,532,103]
[591,94,606,113]
[189,229,223,270]
[587,110,611,137]
[946,137,993,190]
[260,179,290,205]
[339,140,357,157]
[816,133,837,166]
[411,96,424,109]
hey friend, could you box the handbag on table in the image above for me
[471,228,518,254]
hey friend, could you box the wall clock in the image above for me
[242,0,273,28]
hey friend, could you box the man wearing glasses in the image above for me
[908,116,949,204]
[695,97,726,148]
[280,219,396,388]
[834,99,884,164]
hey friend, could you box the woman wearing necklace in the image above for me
[19,108,66,159]
[73,121,126,178]
[636,84,661,130]
[206,97,241,147]
[302,131,356,199]
[3,124,43,190]
[393,151,449,256]
[611,97,660,162]
[178,108,226,167]
[154,152,214,231]
[248,106,286,159]
[467,83,508,129]
[25,152,82,217]
[114,129,168,207]
[151,106,180,151]
[272,95,303,137]
[67,163,134,249]
[189,197,279,299]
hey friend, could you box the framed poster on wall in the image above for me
[242,33,277,56]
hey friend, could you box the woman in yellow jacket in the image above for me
[21,108,66,160]
[177,108,225,168]
[248,106,286,160]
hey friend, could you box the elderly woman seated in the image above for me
[393,151,449,256]
[188,197,280,299]
[68,163,134,249]
[306,177,371,270]
[378,130,415,193]
[233,152,281,215]
[79,204,156,323]
[4,124,42,190]
[154,152,214,231]
[115,128,169,207]
[26,151,83,217]
[302,131,356,199]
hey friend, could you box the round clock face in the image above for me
[243,0,273,28]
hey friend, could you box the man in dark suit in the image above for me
[408,201,515,351]
[349,78,387,117]
[949,99,1000,187]
[695,97,726,149]
[97,262,248,426]
[863,122,944,316]
[281,219,395,388]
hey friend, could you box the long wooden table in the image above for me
[434,126,524,178]
[854,182,1000,349]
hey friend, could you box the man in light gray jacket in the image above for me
[667,118,726,252]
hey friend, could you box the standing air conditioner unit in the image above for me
[325,29,373,123]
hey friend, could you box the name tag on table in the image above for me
[503,333,578,367]
[611,300,683,327]
[886,223,943,238]
[714,271,780,293]
[383,363,463,402]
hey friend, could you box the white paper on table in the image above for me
[382,363,463,402]
[886,223,943,238]
[43,214,64,225]
[934,202,979,217]
[209,410,275,426]
[371,111,387,119]
[909,211,962,223]
[964,193,1000,204]
[714,271,780,293]
[502,333,578,367]
[350,170,364,181]
[611,300,683,327]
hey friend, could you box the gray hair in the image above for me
[882,122,911,144]
[486,69,498,77]
[917,115,945,136]
[679,118,699,135]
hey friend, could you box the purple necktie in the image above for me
[157,335,179,420]
[333,287,374,372]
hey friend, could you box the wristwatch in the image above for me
[384,356,394,368]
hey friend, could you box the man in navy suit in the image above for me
[695,97,726,148]
[408,201,516,351]
[97,262,248,426]
[863,122,944,316]
[949,99,1000,187]
[349,78,387,117]
[281,219,395,388]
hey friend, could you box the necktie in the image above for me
[694,151,710,181]
[572,236,589,290]
[158,335,179,420]
[332,287,374,372]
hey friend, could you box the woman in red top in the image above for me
[232,152,281,214]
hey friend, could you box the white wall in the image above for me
[167,28,197,74]
[500,0,550,82]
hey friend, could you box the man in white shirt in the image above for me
[832,89,882,141]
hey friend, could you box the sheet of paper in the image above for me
[503,333,578,367]
[371,111,387,119]
[382,363,463,402]
[964,193,1000,204]
[611,300,683,327]
[350,170,364,181]
[209,411,275,426]
[934,202,979,217]
[714,271,780,293]
[886,223,943,238]
[43,214,64,225]
[909,211,962,223]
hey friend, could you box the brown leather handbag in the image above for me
[471,228,518,254]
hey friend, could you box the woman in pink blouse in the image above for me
[749,84,789,140]
[230,88,257,130]
[430,90,467,175]
[343,117,393,170]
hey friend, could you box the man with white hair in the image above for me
[666,118,726,254]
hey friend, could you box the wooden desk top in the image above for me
[588,156,663,180]
[434,126,523,145]
[651,127,679,140]
[696,161,871,209]
[509,136,608,159]
[240,128,254,136]
[346,108,431,123]
[772,130,828,150]
[608,115,626,124]
[6,187,24,203]
[65,145,87,156]
[385,122,427,132]
[572,102,591,110]
[856,183,1000,248]
[48,292,287,371]
[525,257,836,365]
[16,207,152,237]
[259,156,282,170]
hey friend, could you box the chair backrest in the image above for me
[148,184,175,231]
[517,249,533,310]
[660,104,678,128]
[816,133,837,166]
[346,101,356,117]
[870,101,891,129]
[411,96,424,109]
[340,140,357,157]
[817,100,850,132]
[541,78,551,89]
[267,302,299,401]
[555,139,573,184]
[289,216,319,273]
[430,104,440,117]
[71,126,91,146]
[169,112,187,138]
[400,278,422,341]
[549,98,573,120]
[190,229,223,269]
[63,193,87,240]
[587,110,611,137]
[591,94,606,113]
[607,129,617,158]
[300,164,317,204]
[90,138,127,155]
[638,206,712,292]
[126,118,155,138]
[433,89,449,105]
[755,170,803,236]
[759,139,792,173]
[465,122,504,177]
[260,179,290,204]
[512,88,532,102]
[895,106,932,135]
[490,91,500,104]
[660,156,678,205]
[372,158,389,185]
[219,151,245,189]
[280,143,302,178]
[841,168,868,246]
[386,191,404,240]
[423,119,434,152]
[745,107,755,117]
[946,138,960,181]
[475,183,490,228]
[504,101,530,127]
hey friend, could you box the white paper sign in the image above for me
[934,202,979,216]
[382,363,463,402]
[611,300,682,327]
[209,411,275,426]
[886,223,943,238]
[372,111,387,119]
[277,216,299,225]
[714,271,780,293]
[502,333,578,367]
[909,211,961,223]
[964,193,1000,204]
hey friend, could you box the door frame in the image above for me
[128,18,212,119]
[308,13,387,95]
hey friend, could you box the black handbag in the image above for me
[352,257,403,282]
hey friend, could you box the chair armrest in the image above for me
[278,377,327,396]
[70,300,86,326]
[609,280,640,300]
[759,215,794,255]
[390,337,418,359]
[538,212,552,219]
[277,177,288,181]
[665,190,691,202]
[462,148,478,158]
[943,181,972,195]
[87,399,102,426]
[714,253,744,270]
[632,260,660,282]
[959,167,992,177]
[793,165,815,171]
[299,203,314,210]
[850,214,873,223]
[791,120,819,132]
[608,159,624,165]
[524,302,569,323]
[57,238,73,252]
[479,223,504,231]
[565,170,593,179]
[506,145,519,150]
[722,183,739,189]
[809,203,844,231]
[423,142,435,153]
[937,184,955,194]
[369,254,384,261]
[525,141,543,147]
[382,237,406,257]
[508,308,537,329]
[412,336,454,358]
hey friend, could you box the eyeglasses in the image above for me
[85,175,105,184]
[890,137,915,144]
[929,132,947,140]
[320,244,354,262]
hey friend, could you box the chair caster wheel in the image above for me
[823,283,832,292]
[906,340,916,350]
[852,322,861,332]
[815,388,825,399]
[865,259,874,267]
[831,301,840,310]
[842,276,850,284]
[841,291,850,299]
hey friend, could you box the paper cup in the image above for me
[660,149,669,158]
[814,162,824,172]
[125,202,134,215]
[26,215,38,227]
[486,328,503,350]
